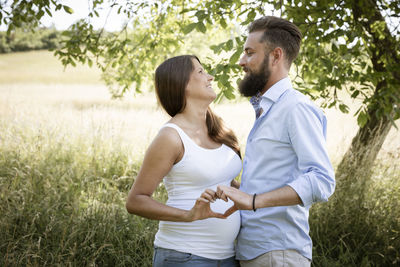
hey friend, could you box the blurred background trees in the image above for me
[0,27,61,53]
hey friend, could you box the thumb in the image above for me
[210,212,227,219]
[223,205,238,218]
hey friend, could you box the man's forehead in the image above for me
[245,31,265,49]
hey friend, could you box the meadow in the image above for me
[0,50,399,266]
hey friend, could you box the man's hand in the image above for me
[186,189,226,222]
[217,185,253,217]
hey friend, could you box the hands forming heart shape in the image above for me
[186,185,253,222]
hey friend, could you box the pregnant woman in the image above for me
[126,55,242,267]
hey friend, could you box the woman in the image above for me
[126,55,242,267]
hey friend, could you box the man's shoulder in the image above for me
[280,88,324,117]
[280,88,315,107]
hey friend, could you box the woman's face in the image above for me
[185,58,215,102]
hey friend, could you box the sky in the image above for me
[44,0,130,31]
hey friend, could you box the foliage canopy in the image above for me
[1,0,399,126]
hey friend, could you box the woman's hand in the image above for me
[216,185,253,217]
[185,189,226,222]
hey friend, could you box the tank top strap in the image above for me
[161,123,192,150]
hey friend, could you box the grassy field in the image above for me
[0,51,399,266]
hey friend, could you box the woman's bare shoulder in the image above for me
[151,125,183,151]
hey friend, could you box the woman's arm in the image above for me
[126,127,224,222]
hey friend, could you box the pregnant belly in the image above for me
[161,198,241,244]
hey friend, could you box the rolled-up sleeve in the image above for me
[286,102,335,207]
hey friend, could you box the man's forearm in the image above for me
[254,185,303,209]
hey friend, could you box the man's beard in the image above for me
[239,54,271,97]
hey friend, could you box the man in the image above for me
[217,16,335,267]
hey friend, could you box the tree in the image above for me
[0,0,74,32]
[286,0,400,182]
[1,0,399,179]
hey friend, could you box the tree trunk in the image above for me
[336,99,393,182]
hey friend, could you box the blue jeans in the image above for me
[153,246,239,267]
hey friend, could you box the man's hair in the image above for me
[248,16,302,66]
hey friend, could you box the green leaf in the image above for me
[223,89,235,100]
[357,111,368,127]
[220,17,227,29]
[210,44,220,53]
[195,10,206,20]
[45,8,52,16]
[183,23,197,34]
[63,5,74,14]
[219,74,229,84]
[226,39,233,50]
[248,9,256,22]
[394,110,400,121]
[339,44,347,53]
[37,10,44,18]
[339,104,349,113]
[351,91,360,98]
[197,22,206,33]
[321,58,333,72]
[229,49,242,65]
[332,43,338,52]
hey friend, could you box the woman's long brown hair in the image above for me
[155,55,241,157]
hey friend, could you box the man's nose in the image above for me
[239,55,246,67]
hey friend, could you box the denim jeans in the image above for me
[153,246,239,267]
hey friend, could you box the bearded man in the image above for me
[217,16,336,267]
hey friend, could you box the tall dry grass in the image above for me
[0,51,399,266]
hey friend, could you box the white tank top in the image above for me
[154,123,242,260]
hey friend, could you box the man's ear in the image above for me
[272,47,284,65]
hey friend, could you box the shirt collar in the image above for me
[249,77,292,113]
[261,77,292,103]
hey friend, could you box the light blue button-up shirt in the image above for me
[236,77,335,260]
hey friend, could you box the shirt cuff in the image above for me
[286,173,314,207]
